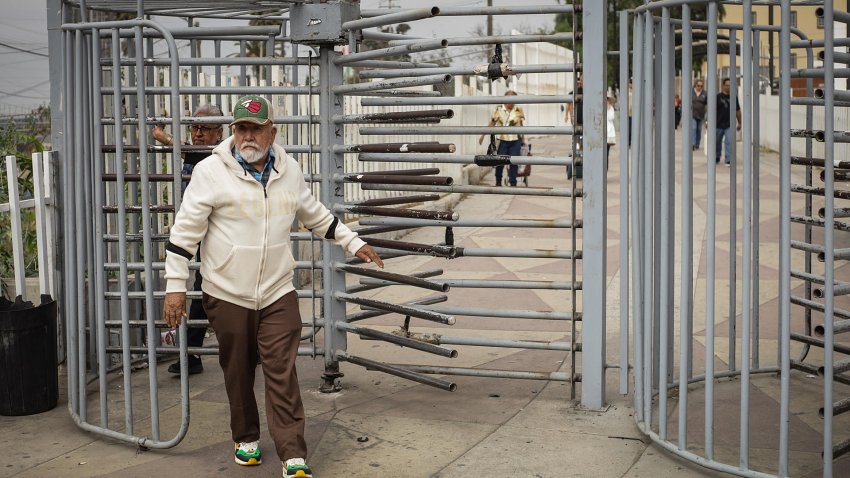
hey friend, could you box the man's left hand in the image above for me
[355,244,384,268]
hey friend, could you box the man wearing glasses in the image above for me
[152,104,224,375]
[691,79,708,151]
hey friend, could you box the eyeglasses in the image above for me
[190,125,221,133]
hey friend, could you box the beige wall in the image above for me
[718,3,847,73]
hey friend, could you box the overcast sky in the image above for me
[0,0,558,112]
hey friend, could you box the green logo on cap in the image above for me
[231,95,272,126]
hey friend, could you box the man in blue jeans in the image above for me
[715,77,741,166]
[691,79,707,150]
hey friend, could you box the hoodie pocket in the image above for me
[212,244,263,301]
[259,243,295,294]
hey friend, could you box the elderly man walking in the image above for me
[163,95,383,478]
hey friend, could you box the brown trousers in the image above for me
[203,291,307,462]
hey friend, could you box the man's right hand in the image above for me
[163,292,187,328]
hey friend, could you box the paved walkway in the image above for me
[2,135,847,477]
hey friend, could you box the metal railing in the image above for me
[626,1,848,477]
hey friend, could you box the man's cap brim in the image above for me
[230,117,272,127]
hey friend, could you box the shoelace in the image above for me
[238,441,259,453]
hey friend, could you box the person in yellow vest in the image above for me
[478,90,526,186]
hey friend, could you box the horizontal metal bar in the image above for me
[358,152,571,166]
[94,25,281,37]
[104,290,324,300]
[335,110,453,124]
[818,358,850,376]
[361,95,574,106]
[335,39,448,65]
[363,237,458,258]
[790,332,850,356]
[340,60,439,69]
[336,263,449,293]
[360,126,572,135]
[346,294,447,323]
[352,194,440,207]
[361,5,575,17]
[339,142,455,153]
[338,204,458,222]
[359,183,579,197]
[101,116,317,125]
[815,131,850,143]
[358,217,581,228]
[791,215,850,233]
[819,207,850,219]
[791,296,850,321]
[101,57,309,67]
[388,33,576,48]
[392,363,576,382]
[348,269,443,294]
[105,345,321,356]
[792,184,850,201]
[820,397,850,418]
[815,319,850,337]
[434,279,580,290]
[791,361,850,387]
[459,247,580,259]
[436,335,577,351]
[421,304,577,321]
[359,63,576,79]
[333,74,452,95]
[341,173,453,186]
[791,155,850,170]
[343,6,440,31]
[792,68,850,78]
[336,351,457,391]
[336,322,456,358]
[101,86,317,95]
[335,292,455,325]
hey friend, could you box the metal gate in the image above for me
[626,1,850,476]
[51,0,611,449]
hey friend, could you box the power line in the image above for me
[0,40,49,57]
[0,79,51,100]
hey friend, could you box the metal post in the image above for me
[618,10,629,396]
[320,48,348,392]
[728,28,738,372]
[740,5,753,470]
[658,7,672,439]
[631,12,645,424]
[705,2,719,460]
[679,3,693,452]
[579,0,606,409]
[778,1,792,474]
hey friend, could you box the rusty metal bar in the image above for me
[353,194,440,206]
[335,351,457,392]
[336,263,449,293]
[363,237,458,258]
[341,173,453,186]
[340,205,458,222]
[340,142,456,153]
[335,322,457,358]
[335,292,455,325]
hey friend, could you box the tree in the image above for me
[235,18,285,84]
[552,1,725,88]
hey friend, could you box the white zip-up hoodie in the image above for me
[164,136,365,310]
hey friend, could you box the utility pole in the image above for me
[487,0,493,37]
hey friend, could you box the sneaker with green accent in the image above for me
[234,441,262,466]
[283,458,312,477]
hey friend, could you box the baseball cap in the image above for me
[231,95,273,126]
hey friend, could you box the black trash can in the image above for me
[0,295,59,416]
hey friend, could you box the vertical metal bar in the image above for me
[319,48,348,391]
[580,0,607,410]
[31,152,50,296]
[642,11,654,430]
[803,36,814,364]
[740,5,753,470]
[111,28,133,435]
[631,13,645,424]
[678,3,693,452]
[135,19,160,441]
[705,1,719,460]
[63,27,79,415]
[266,34,274,87]
[822,2,836,473]
[74,29,88,422]
[728,28,738,372]
[46,0,65,350]
[658,7,672,439]
[652,24,662,391]
[778,0,792,473]
[619,10,630,396]
[239,40,246,85]
[752,33,761,370]
[569,5,580,401]
[83,31,98,375]
[214,40,222,107]
[189,17,198,114]
[91,27,109,428]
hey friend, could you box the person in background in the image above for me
[152,103,224,375]
[715,77,742,166]
[691,79,708,151]
[478,90,526,187]
[674,94,682,130]
[163,95,383,478]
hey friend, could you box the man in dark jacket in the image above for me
[715,78,741,166]
[152,104,224,375]
[691,79,708,150]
